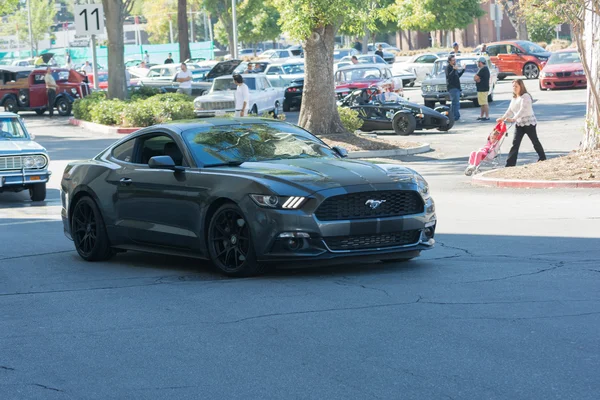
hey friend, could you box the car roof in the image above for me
[162,117,289,132]
[0,66,33,73]
[337,63,390,71]
[554,48,578,53]
[268,59,305,66]
[0,112,19,118]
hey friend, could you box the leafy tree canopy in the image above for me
[0,0,19,16]
[391,0,484,32]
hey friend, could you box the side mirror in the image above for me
[333,146,348,158]
[148,155,183,171]
[30,133,36,139]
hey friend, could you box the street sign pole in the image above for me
[494,2,502,42]
[76,3,104,90]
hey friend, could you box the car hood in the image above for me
[205,59,242,81]
[542,63,583,73]
[422,73,476,85]
[0,140,46,155]
[196,92,235,102]
[209,158,418,194]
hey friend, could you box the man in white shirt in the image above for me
[176,63,193,96]
[82,61,93,75]
[144,51,150,64]
[233,74,250,117]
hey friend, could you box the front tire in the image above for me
[71,196,114,261]
[56,97,72,116]
[207,203,266,277]
[29,183,46,201]
[523,63,539,79]
[392,112,416,136]
[3,97,18,113]
[438,112,454,132]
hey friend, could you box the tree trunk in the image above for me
[578,7,600,151]
[102,0,126,100]
[500,0,529,41]
[362,24,369,54]
[178,0,191,62]
[298,24,345,135]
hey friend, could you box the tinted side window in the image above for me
[136,134,185,166]
[112,138,136,163]
[487,46,500,56]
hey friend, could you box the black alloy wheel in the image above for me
[71,196,114,261]
[392,112,416,136]
[207,204,265,276]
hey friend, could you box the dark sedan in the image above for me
[283,78,303,111]
[61,119,436,276]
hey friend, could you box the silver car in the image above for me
[421,56,498,108]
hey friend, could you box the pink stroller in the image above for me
[464,121,509,176]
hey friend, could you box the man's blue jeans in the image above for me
[449,88,461,120]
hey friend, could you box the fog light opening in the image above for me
[285,238,303,251]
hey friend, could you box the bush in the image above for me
[337,106,363,133]
[72,91,105,121]
[129,86,163,101]
[89,99,126,126]
[145,95,195,123]
[122,102,156,127]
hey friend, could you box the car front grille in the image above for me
[325,230,421,251]
[315,190,424,221]
[0,156,23,170]
[554,81,574,87]
[199,101,235,110]
[436,84,447,92]
[556,72,572,78]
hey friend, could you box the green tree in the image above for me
[202,0,235,51]
[498,1,529,40]
[237,0,281,51]
[142,0,177,44]
[11,0,57,54]
[0,0,19,16]
[524,8,561,42]
[522,0,599,151]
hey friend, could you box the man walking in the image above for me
[233,74,250,117]
[164,53,174,64]
[44,67,57,118]
[445,55,464,121]
[375,44,384,59]
[175,63,193,96]
[474,56,491,121]
[450,42,461,55]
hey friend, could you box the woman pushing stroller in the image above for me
[497,79,546,167]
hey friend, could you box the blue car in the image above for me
[0,112,50,201]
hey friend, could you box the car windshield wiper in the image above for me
[203,161,245,168]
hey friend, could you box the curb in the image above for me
[69,118,140,135]
[472,169,600,189]
[347,143,431,159]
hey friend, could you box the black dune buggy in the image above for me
[338,87,454,135]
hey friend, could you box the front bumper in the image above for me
[194,109,236,117]
[0,170,51,191]
[422,90,477,102]
[540,77,587,89]
[240,186,437,264]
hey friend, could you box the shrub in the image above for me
[145,95,195,123]
[129,86,163,101]
[122,102,156,127]
[89,99,127,126]
[72,91,106,121]
[337,106,363,133]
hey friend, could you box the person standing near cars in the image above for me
[233,74,250,117]
[446,54,465,121]
[164,53,174,64]
[144,51,150,64]
[375,44,384,59]
[474,56,490,121]
[44,67,57,118]
[498,79,547,167]
[82,61,93,75]
[175,63,193,96]
[450,42,461,55]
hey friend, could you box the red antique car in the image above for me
[539,49,587,90]
[0,66,90,116]
[335,64,394,99]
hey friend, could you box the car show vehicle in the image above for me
[339,87,453,135]
[258,49,300,60]
[539,49,587,90]
[335,64,394,99]
[485,40,551,80]
[193,74,284,117]
[263,60,305,87]
[60,118,436,276]
[283,77,303,111]
[0,67,90,116]
[366,45,396,64]
[421,56,498,108]
[0,112,50,201]
[392,53,440,82]
[336,54,388,70]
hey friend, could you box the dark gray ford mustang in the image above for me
[61,118,436,276]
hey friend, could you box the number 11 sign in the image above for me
[74,4,105,36]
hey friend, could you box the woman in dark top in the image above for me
[375,44,384,59]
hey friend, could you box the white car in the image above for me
[257,49,300,61]
[393,53,440,82]
[193,74,284,118]
[263,60,305,87]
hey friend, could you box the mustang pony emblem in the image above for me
[365,199,386,209]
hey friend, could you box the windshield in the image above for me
[547,51,581,65]
[0,117,28,139]
[182,123,338,165]
[282,64,304,74]
[212,77,256,91]
[333,50,353,60]
[520,42,546,54]
[336,67,382,82]
[97,74,109,82]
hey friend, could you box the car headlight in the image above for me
[250,194,306,209]
[23,156,35,168]
[194,100,203,109]
[34,155,48,168]
[71,88,78,95]
[574,70,585,76]
[537,56,548,61]
[541,72,554,77]
[415,174,430,199]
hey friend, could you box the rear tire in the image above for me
[439,100,447,105]
[29,183,46,202]
[282,99,291,112]
[3,97,18,113]
[498,74,506,81]
[392,112,416,136]
[424,100,436,109]
[71,196,114,261]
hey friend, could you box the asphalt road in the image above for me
[1,79,599,400]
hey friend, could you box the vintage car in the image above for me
[539,49,587,90]
[263,60,305,88]
[0,112,50,201]
[339,87,453,136]
[283,77,304,111]
[193,74,285,117]
[0,66,90,116]
[334,63,395,99]
[392,53,440,82]
[421,56,498,108]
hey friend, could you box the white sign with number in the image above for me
[74,4,105,36]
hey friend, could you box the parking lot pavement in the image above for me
[1,82,598,399]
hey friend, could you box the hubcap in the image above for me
[73,202,97,255]
[210,210,250,271]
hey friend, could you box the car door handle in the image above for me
[120,178,132,186]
